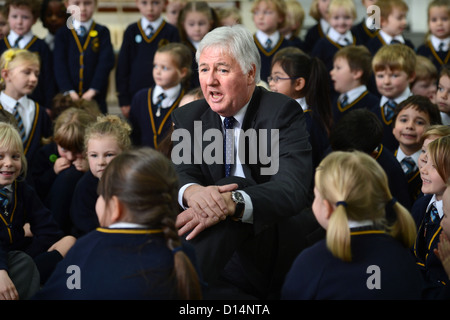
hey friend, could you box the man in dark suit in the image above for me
[171,25,315,299]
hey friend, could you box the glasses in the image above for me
[267,76,298,83]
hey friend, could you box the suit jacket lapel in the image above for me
[201,106,224,183]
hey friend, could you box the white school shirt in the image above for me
[153,84,181,108]
[378,30,404,44]
[255,30,280,48]
[327,27,353,46]
[339,85,367,104]
[426,194,444,220]
[379,87,412,108]
[177,102,254,223]
[0,92,35,139]
[141,16,163,36]
[396,148,420,169]
[7,30,33,49]
[430,34,450,52]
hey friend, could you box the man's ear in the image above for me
[247,64,256,84]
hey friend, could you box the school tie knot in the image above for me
[265,38,272,51]
[401,156,417,176]
[428,204,440,224]
[390,39,401,44]
[13,102,26,142]
[0,188,9,208]
[384,99,397,121]
[438,42,446,52]
[13,36,23,48]
[340,94,349,107]
[155,92,166,117]
[77,25,87,37]
[147,24,154,37]
[223,116,236,177]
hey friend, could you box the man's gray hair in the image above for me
[195,24,261,83]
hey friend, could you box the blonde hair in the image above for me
[422,124,450,141]
[372,44,416,77]
[84,114,132,153]
[412,56,438,84]
[251,0,287,29]
[309,0,326,21]
[217,6,242,25]
[0,122,27,177]
[284,0,305,36]
[315,151,417,261]
[0,49,39,89]
[53,107,97,154]
[428,135,450,183]
[328,0,357,20]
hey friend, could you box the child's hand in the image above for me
[434,233,450,279]
[120,105,130,118]
[23,223,33,237]
[69,91,80,101]
[81,89,97,101]
[0,270,19,300]
[53,157,71,174]
[72,158,88,172]
[48,235,76,257]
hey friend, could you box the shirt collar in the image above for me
[426,195,444,219]
[379,30,404,44]
[396,147,420,165]
[256,30,280,47]
[8,30,33,47]
[320,18,330,34]
[340,85,367,103]
[380,87,412,107]
[141,16,163,32]
[153,84,181,108]
[220,101,250,129]
[296,97,308,111]
[430,34,450,51]
[0,91,28,113]
[73,19,93,32]
[327,27,353,45]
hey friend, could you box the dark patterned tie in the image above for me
[223,116,236,177]
[384,99,397,121]
[428,204,439,224]
[0,188,8,208]
[401,156,416,177]
[390,39,400,44]
[78,26,86,37]
[147,25,154,37]
[155,92,166,117]
[439,42,445,52]
[340,94,348,107]
[13,36,22,48]
[265,38,272,51]
[13,102,25,142]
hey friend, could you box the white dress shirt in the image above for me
[0,91,36,139]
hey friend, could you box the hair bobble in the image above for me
[172,246,182,254]
[388,198,397,207]
[336,201,347,208]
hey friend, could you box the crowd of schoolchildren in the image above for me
[0,0,449,300]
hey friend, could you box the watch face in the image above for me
[233,191,244,203]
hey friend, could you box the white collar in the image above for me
[256,30,280,46]
[348,219,373,229]
[426,194,444,219]
[440,111,450,125]
[396,147,420,165]
[379,30,404,44]
[220,101,250,129]
[141,16,163,32]
[296,97,308,111]
[153,84,181,108]
[340,85,367,103]
[108,222,148,229]
[327,27,353,45]
[0,91,28,113]
[430,34,450,51]
[320,18,330,34]
[380,87,412,107]
[73,19,93,31]
[8,30,33,47]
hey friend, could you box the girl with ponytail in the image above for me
[282,150,423,300]
[269,47,332,169]
[34,147,202,300]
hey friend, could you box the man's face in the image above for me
[198,46,255,117]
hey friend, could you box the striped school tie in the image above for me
[401,156,416,177]
[13,36,22,48]
[340,94,349,107]
[383,99,397,121]
[147,25,154,37]
[428,204,439,224]
[265,38,272,51]
[78,26,86,37]
[13,102,26,142]
[223,116,236,177]
[0,188,8,208]
[154,92,166,117]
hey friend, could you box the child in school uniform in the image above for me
[70,114,132,238]
[311,0,358,74]
[54,0,115,115]
[366,0,415,55]
[251,0,292,83]
[434,181,450,294]
[1,0,55,115]
[269,47,332,169]
[411,56,438,103]
[281,150,423,299]
[435,65,450,125]
[31,107,98,203]
[0,122,75,300]
[413,136,450,299]
[0,6,10,40]
[129,42,190,149]
[329,45,380,123]
[40,0,67,51]
[0,49,52,178]
[392,95,442,204]
[116,0,180,118]
[178,1,218,90]
[304,0,330,54]
[279,0,306,52]
[417,0,450,73]
[371,43,416,152]
[329,109,412,211]
[34,148,202,300]
[351,0,378,47]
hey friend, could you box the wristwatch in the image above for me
[231,191,245,221]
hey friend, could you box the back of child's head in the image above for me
[422,124,450,141]
[156,42,192,89]
[53,107,97,155]
[330,109,383,154]
[0,121,27,176]
[283,0,305,36]
[328,0,357,20]
[392,95,442,126]
[334,45,373,85]
[51,94,102,121]
[377,0,408,21]
[84,114,132,152]
[217,6,242,26]
[177,1,219,43]
[316,150,417,261]
[412,56,438,85]
[372,44,416,78]
[0,49,39,89]
[428,135,450,183]
[251,0,287,28]
[5,0,41,19]
[271,46,333,133]
[98,147,202,299]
